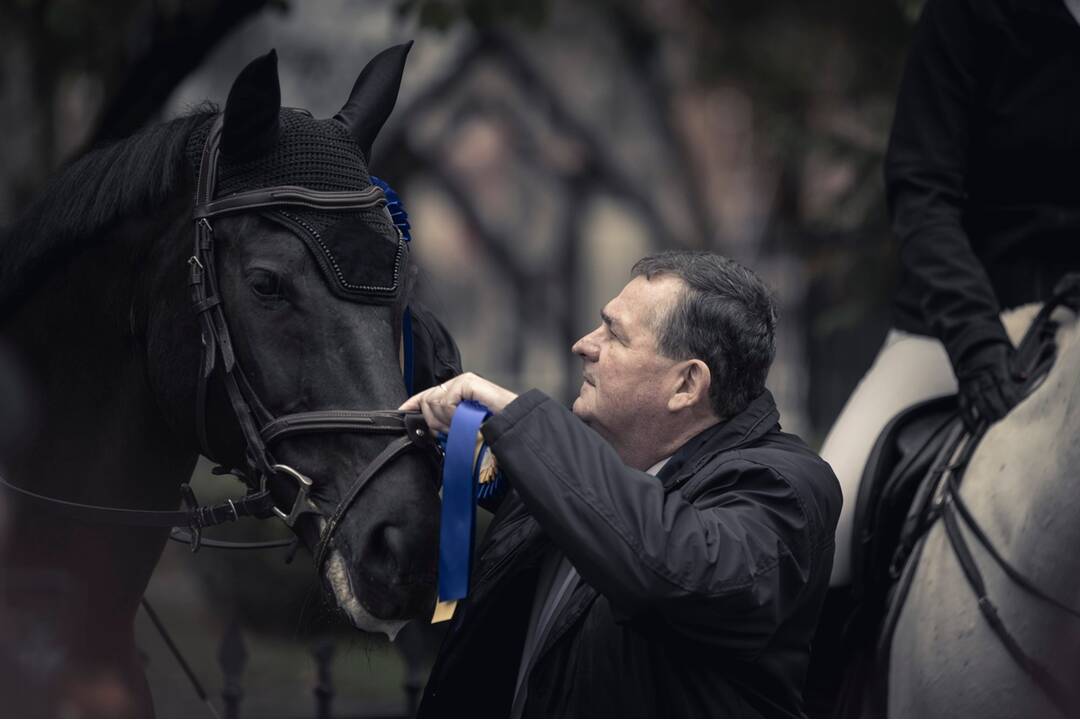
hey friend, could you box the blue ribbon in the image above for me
[370,175,412,243]
[370,175,414,392]
[370,176,504,602]
[438,401,491,602]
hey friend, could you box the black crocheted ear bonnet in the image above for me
[186,109,406,305]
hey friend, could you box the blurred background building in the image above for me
[1,0,922,715]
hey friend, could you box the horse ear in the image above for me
[334,41,412,162]
[222,50,281,160]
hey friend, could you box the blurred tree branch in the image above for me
[0,0,279,186]
[90,0,282,146]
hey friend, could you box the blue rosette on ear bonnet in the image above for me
[370,175,411,243]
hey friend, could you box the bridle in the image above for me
[188,114,443,568]
[1,114,441,571]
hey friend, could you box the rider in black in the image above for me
[824,0,1080,589]
[887,0,1080,429]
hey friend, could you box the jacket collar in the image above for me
[658,388,780,489]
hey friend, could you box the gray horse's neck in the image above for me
[968,306,1080,606]
[889,305,1080,716]
[936,306,1080,713]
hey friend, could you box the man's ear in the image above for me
[668,359,712,412]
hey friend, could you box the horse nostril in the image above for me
[371,524,410,572]
[382,524,409,559]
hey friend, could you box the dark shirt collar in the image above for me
[657,389,780,486]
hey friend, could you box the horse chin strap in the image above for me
[188,114,440,565]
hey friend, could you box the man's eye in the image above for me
[248,269,283,298]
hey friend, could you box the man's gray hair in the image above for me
[632,250,777,418]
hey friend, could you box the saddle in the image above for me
[806,397,964,717]
[851,395,961,604]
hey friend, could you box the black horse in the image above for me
[0,45,442,715]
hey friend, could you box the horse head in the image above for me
[147,46,439,636]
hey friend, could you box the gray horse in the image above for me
[890,304,1080,716]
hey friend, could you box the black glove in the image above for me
[955,341,1024,432]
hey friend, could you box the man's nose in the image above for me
[572,327,601,359]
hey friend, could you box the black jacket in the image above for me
[887,0,1080,367]
[420,390,841,717]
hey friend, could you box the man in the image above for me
[403,251,841,717]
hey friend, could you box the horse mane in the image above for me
[0,105,218,315]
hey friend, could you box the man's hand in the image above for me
[399,372,518,434]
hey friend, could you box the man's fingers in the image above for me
[396,372,517,429]
[419,391,456,434]
[399,379,453,412]
[418,396,446,434]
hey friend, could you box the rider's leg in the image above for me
[822,329,955,586]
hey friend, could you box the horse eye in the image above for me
[248,268,283,298]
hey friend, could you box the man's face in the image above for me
[571,275,684,444]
